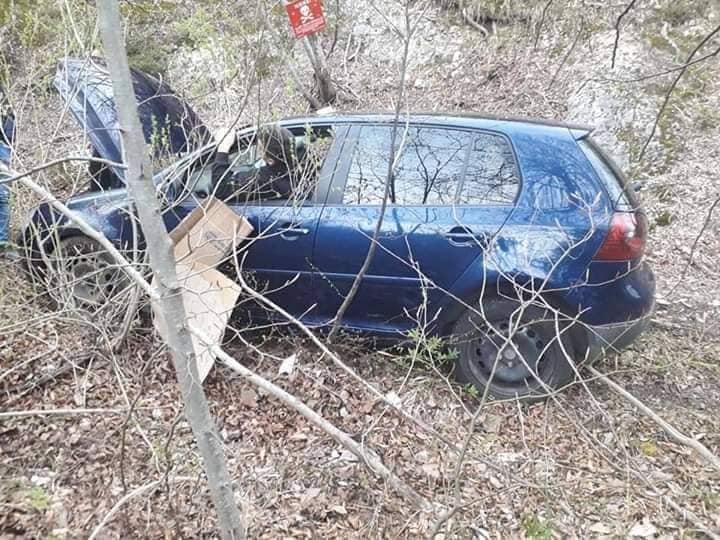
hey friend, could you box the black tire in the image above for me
[48,235,128,311]
[452,296,577,401]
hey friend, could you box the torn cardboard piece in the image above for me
[153,197,253,382]
[169,196,253,269]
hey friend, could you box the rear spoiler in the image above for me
[570,127,594,140]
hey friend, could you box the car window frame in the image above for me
[281,123,348,208]
[327,122,522,208]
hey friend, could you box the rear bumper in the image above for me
[584,304,653,361]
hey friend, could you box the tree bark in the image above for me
[95,2,244,538]
[303,34,336,105]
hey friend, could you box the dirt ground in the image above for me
[1,1,720,538]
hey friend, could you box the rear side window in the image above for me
[343,126,470,205]
[578,138,635,210]
[511,131,600,209]
[459,133,520,205]
[342,126,519,206]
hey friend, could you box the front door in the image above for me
[163,123,347,324]
[228,123,347,322]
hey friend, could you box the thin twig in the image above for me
[611,0,639,69]
[215,348,432,511]
[668,193,720,296]
[88,476,194,540]
[547,17,585,89]
[638,23,720,162]
[661,492,720,540]
[119,351,156,493]
[534,0,553,50]
[5,351,96,402]
[0,155,125,186]
[0,408,126,419]
[588,366,720,472]
[461,8,489,37]
[233,253,460,453]
[328,0,423,339]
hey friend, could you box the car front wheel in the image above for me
[452,296,577,401]
[48,235,128,311]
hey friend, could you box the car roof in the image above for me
[276,112,593,138]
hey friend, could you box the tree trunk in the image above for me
[95,2,244,538]
[303,34,336,105]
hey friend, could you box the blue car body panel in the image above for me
[22,109,655,352]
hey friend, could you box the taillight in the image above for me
[593,212,646,261]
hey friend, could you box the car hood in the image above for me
[54,57,211,183]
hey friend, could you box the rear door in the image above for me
[312,124,520,334]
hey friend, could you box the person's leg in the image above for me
[0,183,10,245]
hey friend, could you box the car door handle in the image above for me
[444,228,488,248]
[278,224,310,238]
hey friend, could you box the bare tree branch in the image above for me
[611,0,639,69]
[588,366,720,472]
[534,0,553,50]
[328,1,424,339]
[0,156,125,186]
[668,193,720,296]
[638,23,720,162]
[233,251,460,453]
[213,334,432,511]
[0,408,127,419]
[547,16,584,89]
[95,1,245,537]
[88,476,194,540]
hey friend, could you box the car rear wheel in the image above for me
[452,297,577,401]
[48,235,128,311]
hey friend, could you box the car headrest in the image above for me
[295,138,307,162]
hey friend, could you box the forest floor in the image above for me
[1,0,720,538]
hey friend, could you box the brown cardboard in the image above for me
[153,197,253,382]
[174,263,242,381]
[170,196,253,269]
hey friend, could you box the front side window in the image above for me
[343,126,471,205]
[192,125,335,204]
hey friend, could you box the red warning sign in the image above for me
[285,0,326,39]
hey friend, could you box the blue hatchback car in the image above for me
[23,59,655,400]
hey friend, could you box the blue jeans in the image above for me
[0,182,9,244]
[0,141,12,244]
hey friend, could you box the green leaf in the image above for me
[27,486,50,511]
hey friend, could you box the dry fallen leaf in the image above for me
[278,353,296,376]
[301,487,321,507]
[329,504,347,515]
[628,519,658,538]
[588,522,612,534]
[385,391,402,407]
[239,388,258,408]
[421,462,441,479]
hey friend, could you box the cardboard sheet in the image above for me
[153,197,253,382]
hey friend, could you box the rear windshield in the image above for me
[578,138,637,211]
